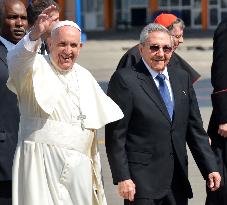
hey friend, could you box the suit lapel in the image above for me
[0,42,8,67]
[168,61,183,124]
[135,60,171,122]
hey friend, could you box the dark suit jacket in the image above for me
[106,59,218,199]
[208,20,227,131]
[207,20,227,203]
[0,41,19,181]
[117,44,201,84]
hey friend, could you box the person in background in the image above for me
[117,13,200,84]
[0,0,28,204]
[206,19,227,205]
[7,5,123,205]
[105,23,221,205]
[26,0,60,54]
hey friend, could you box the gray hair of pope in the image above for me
[140,23,171,44]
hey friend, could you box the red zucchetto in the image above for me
[154,13,177,27]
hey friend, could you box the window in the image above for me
[221,11,227,20]
[159,0,168,7]
[210,8,218,25]
[221,0,227,8]
[210,0,218,5]
[194,11,202,25]
[182,0,190,6]
[170,0,179,6]
[181,10,191,26]
[194,0,201,8]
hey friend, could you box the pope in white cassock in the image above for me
[6,5,123,205]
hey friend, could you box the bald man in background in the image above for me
[0,0,28,204]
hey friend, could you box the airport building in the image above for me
[23,0,227,30]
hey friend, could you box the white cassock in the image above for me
[7,34,124,205]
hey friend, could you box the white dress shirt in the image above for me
[142,58,174,102]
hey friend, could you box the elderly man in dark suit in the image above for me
[206,19,227,205]
[105,23,221,205]
[0,0,28,204]
[117,13,200,84]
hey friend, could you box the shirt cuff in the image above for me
[24,33,42,52]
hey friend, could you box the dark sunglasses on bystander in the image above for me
[149,44,172,54]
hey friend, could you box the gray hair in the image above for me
[140,23,171,44]
[167,18,185,31]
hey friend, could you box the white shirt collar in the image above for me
[142,57,170,80]
[0,36,15,51]
[141,58,173,101]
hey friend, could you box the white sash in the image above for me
[19,116,94,156]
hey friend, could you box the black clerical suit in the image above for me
[106,59,218,205]
[207,20,227,205]
[117,44,200,84]
[0,41,20,205]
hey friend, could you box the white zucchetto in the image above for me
[51,20,81,36]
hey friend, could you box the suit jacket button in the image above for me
[170,152,174,159]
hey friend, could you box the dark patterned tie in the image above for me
[156,73,173,119]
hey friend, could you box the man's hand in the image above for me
[118,179,136,201]
[207,172,221,191]
[218,123,227,138]
[29,5,58,41]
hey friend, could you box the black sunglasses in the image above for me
[149,45,172,54]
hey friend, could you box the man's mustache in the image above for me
[13,27,26,33]
[153,57,165,61]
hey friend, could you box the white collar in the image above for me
[48,54,75,75]
[142,58,170,80]
[0,36,15,51]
